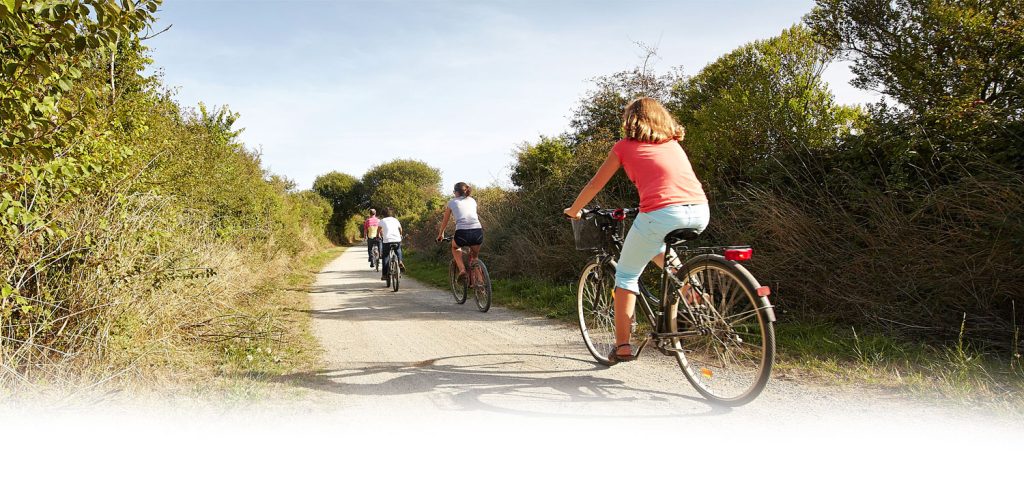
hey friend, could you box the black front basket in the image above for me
[572,215,622,251]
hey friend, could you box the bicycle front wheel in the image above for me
[577,259,617,366]
[472,260,491,313]
[669,255,775,406]
[449,260,467,304]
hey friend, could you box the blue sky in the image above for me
[145,0,878,190]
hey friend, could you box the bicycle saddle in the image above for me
[664,228,701,245]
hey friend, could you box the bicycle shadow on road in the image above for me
[264,353,730,419]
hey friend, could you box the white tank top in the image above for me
[448,196,482,230]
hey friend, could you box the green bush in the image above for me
[0,1,332,386]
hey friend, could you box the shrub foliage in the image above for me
[0,1,332,386]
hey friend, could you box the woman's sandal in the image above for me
[607,343,636,364]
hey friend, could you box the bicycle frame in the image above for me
[440,236,479,271]
[584,211,718,359]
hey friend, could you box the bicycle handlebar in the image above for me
[579,207,639,221]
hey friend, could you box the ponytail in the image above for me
[454,182,472,198]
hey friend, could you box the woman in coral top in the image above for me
[564,97,709,363]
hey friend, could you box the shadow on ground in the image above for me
[255,353,729,419]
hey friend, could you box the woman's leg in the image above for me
[613,287,637,354]
[451,239,466,275]
[468,244,481,285]
[613,215,664,357]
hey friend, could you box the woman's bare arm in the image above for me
[564,150,622,218]
[437,207,452,240]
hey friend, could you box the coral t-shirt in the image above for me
[364,216,380,238]
[612,139,707,213]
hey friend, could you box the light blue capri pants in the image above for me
[615,203,711,294]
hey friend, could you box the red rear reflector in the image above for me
[724,248,753,261]
[756,286,771,297]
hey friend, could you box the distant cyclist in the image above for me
[436,182,483,285]
[363,208,381,268]
[379,207,405,282]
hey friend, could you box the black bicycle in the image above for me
[384,245,401,292]
[573,207,776,406]
[441,236,491,312]
[370,239,381,272]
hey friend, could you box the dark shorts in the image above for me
[454,228,484,247]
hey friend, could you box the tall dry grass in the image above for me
[0,188,329,395]
[708,171,1023,350]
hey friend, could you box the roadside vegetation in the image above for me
[0,1,336,395]
[3,0,1020,405]
[398,1,1024,404]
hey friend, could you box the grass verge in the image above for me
[404,251,576,319]
[198,246,347,402]
[404,250,1024,410]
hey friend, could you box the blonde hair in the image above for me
[621,97,685,143]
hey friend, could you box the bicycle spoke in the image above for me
[726,309,760,327]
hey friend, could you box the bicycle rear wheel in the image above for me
[472,260,491,312]
[390,254,400,292]
[668,255,775,406]
[449,260,467,304]
[577,259,617,365]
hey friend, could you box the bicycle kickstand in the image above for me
[634,336,652,358]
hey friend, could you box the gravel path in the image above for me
[297,247,1022,425]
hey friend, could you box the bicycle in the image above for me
[573,207,776,406]
[440,236,491,312]
[369,239,381,272]
[384,244,401,292]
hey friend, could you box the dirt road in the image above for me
[300,247,1022,430]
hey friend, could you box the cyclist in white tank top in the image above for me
[436,182,485,285]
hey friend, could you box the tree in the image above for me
[313,171,363,217]
[669,25,863,188]
[312,171,363,244]
[510,135,574,188]
[196,102,244,147]
[806,0,1024,120]
[806,0,1024,175]
[361,159,441,219]
[570,66,683,144]
[0,0,160,162]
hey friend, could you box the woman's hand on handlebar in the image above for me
[563,207,582,220]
